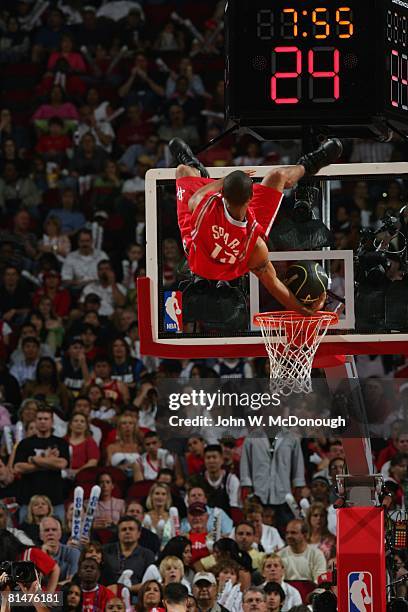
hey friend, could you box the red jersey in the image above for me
[189,532,210,563]
[82,585,115,612]
[189,192,263,281]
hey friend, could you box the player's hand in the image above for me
[243,169,256,177]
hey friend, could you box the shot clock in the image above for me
[225,0,408,135]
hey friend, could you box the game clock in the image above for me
[225,0,408,135]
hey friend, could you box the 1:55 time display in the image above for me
[257,6,354,40]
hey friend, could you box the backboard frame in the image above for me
[140,162,408,361]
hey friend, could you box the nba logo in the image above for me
[164,291,183,332]
[348,571,373,612]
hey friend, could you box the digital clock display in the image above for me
[385,2,408,115]
[226,0,377,128]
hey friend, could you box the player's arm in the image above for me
[188,178,224,212]
[248,238,325,315]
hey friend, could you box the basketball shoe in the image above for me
[169,137,210,178]
[297,138,343,176]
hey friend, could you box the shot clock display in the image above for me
[225,0,408,134]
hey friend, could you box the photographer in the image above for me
[0,530,59,595]
[0,569,48,612]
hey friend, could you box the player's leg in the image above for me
[169,137,210,178]
[175,164,200,179]
[261,138,343,190]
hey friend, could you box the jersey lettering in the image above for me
[177,186,186,201]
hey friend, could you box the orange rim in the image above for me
[253,310,339,329]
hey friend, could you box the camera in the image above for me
[0,561,37,590]
[355,214,407,286]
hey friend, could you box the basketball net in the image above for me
[253,310,338,395]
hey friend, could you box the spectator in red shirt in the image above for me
[33,270,71,318]
[77,558,115,612]
[36,117,72,162]
[116,105,153,151]
[64,412,100,478]
[183,503,210,565]
[186,436,205,476]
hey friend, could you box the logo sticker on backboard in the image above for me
[348,571,373,612]
[164,291,183,332]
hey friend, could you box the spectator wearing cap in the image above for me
[259,554,302,611]
[263,581,286,612]
[10,336,40,386]
[183,502,210,565]
[61,337,90,395]
[0,265,30,325]
[102,516,155,593]
[61,228,108,290]
[278,520,326,582]
[180,486,233,537]
[192,572,228,612]
[80,259,126,317]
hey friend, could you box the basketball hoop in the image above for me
[253,310,339,395]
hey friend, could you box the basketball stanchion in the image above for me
[253,310,338,395]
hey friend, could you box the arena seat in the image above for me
[126,480,154,501]
[229,507,244,525]
[74,466,128,498]
[286,580,317,603]
[92,527,117,545]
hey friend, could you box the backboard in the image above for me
[138,163,408,361]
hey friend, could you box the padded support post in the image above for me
[337,507,387,612]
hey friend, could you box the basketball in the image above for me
[284,261,329,304]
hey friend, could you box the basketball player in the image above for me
[170,138,343,314]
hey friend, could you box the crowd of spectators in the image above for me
[0,1,407,611]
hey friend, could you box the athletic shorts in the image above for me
[175,176,284,254]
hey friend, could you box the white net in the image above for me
[254,311,338,396]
